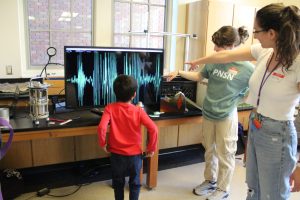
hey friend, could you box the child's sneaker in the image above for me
[193,180,217,196]
[206,188,229,200]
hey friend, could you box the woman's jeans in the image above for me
[110,153,142,200]
[246,113,298,200]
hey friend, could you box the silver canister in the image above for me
[0,107,10,123]
[28,80,50,125]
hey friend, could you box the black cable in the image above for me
[42,171,94,198]
[46,185,83,198]
[34,164,102,198]
[39,62,64,77]
[39,56,51,77]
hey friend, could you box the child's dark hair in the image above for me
[212,26,249,47]
[113,74,137,102]
[256,3,300,68]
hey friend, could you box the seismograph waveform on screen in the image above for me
[93,52,118,105]
[67,51,161,107]
[123,53,161,104]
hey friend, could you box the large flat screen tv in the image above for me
[64,46,163,112]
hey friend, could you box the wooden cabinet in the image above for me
[0,141,32,169]
[187,0,258,59]
[0,112,250,189]
[44,78,65,96]
[158,110,250,149]
[158,125,178,149]
[0,111,250,168]
[238,110,251,131]
[178,123,203,146]
[157,110,250,150]
[32,137,75,166]
[75,135,109,161]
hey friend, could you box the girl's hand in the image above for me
[164,70,178,82]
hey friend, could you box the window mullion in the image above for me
[70,0,72,34]
[114,0,165,48]
[48,0,51,47]
[129,0,133,47]
[26,0,92,67]
[147,3,150,48]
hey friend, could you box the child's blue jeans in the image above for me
[110,153,142,200]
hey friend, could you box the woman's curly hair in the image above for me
[212,26,249,48]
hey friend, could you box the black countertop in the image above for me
[2,108,203,133]
[2,105,253,133]
[7,109,100,132]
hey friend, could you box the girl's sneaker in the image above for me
[193,180,217,196]
[206,188,229,200]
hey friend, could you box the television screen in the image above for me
[64,46,163,112]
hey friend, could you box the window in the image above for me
[26,0,93,66]
[114,0,166,48]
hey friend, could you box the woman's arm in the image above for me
[186,47,255,70]
[165,70,203,82]
[178,70,203,82]
[290,155,300,192]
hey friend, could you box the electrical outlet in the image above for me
[6,65,12,75]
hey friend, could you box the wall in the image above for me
[173,1,187,72]
[0,0,22,78]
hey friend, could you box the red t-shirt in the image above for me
[97,102,158,156]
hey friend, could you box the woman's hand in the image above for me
[185,61,198,71]
[164,70,178,82]
[290,166,300,192]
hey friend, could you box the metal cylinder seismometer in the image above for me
[28,79,50,125]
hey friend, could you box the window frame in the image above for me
[113,0,166,48]
[24,0,94,69]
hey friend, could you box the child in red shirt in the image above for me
[97,74,158,200]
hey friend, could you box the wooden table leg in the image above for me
[140,159,143,183]
[146,149,158,189]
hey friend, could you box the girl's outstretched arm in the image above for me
[186,47,255,70]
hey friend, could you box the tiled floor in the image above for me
[16,155,300,200]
